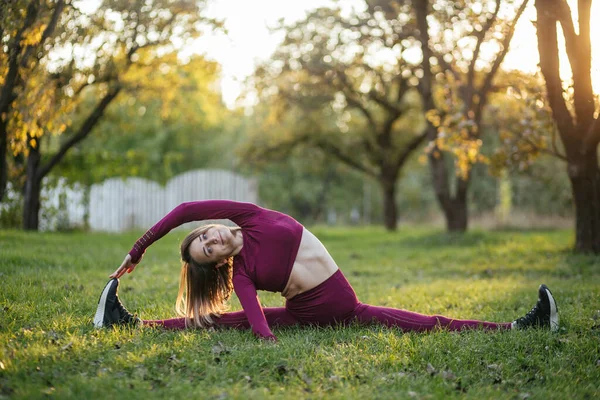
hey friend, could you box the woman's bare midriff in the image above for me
[281,228,339,300]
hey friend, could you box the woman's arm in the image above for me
[110,254,140,279]
[127,200,259,263]
[233,274,277,341]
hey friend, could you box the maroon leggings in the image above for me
[144,270,512,332]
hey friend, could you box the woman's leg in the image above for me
[353,304,511,332]
[143,307,299,330]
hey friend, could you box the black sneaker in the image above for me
[93,279,140,328]
[513,284,559,332]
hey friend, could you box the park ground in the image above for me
[0,227,599,399]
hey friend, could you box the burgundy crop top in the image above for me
[128,200,304,340]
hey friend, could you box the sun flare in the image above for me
[504,1,600,94]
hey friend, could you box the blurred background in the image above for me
[1,0,598,248]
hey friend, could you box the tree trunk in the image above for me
[447,176,469,232]
[414,1,470,234]
[427,141,470,233]
[380,179,397,231]
[23,142,42,230]
[568,151,600,253]
[0,119,7,203]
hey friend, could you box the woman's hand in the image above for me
[109,254,142,279]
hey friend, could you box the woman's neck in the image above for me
[231,229,244,256]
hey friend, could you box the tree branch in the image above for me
[480,0,529,99]
[431,49,459,80]
[20,0,66,68]
[37,87,122,178]
[468,0,501,90]
[550,0,579,75]
[313,138,378,178]
[0,2,39,114]
[557,0,594,127]
[535,0,575,139]
[519,131,568,161]
[394,129,428,171]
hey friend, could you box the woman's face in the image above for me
[188,225,238,265]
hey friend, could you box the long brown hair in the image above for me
[175,224,239,328]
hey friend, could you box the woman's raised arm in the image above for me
[111,200,259,277]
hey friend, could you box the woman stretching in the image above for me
[93,200,559,340]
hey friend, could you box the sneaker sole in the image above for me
[543,286,559,332]
[93,279,117,328]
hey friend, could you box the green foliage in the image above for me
[245,4,428,171]
[52,56,238,185]
[486,70,560,174]
[370,0,531,180]
[2,0,219,192]
[246,147,366,224]
[0,227,599,398]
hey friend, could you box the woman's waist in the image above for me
[282,255,339,300]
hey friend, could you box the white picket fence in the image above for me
[89,169,257,232]
[36,169,257,232]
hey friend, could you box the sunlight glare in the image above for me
[503,1,600,94]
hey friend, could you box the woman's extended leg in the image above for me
[352,284,559,332]
[143,307,299,330]
[353,304,511,332]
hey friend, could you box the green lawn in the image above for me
[0,227,598,399]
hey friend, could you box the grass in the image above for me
[0,226,599,399]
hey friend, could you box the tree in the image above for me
[534,0,600,252]
[246,6,427,230]
[2,0,216,230]
[0,0,66,203]
[370,0,529,231]
[54,56,234,186]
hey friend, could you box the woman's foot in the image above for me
[512,284,559,332]
[93,279,140,328]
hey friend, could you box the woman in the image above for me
[93,200,559,340]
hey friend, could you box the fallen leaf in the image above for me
[426,363,436,376]
[47,330,60,343]
[212,342,230,356]
[441,370,456,380]
[61,341,73,351]
[41,387,55,395]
